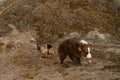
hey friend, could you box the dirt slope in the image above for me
[0,0,120,80]
[0,27,120,80]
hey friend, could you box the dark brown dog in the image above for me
[58,37,92,64]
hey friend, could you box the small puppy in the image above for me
[37,43,55,58]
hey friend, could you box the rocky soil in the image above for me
[0,0,120,80]
[0,26,120,80]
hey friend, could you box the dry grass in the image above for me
[0,0,119,41]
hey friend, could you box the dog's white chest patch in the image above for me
[87,47,92,58]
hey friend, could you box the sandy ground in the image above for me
[0,30,120,80]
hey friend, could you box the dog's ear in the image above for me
[80,43,84,47]
[88,42,93,47]
[80,42,88,47]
